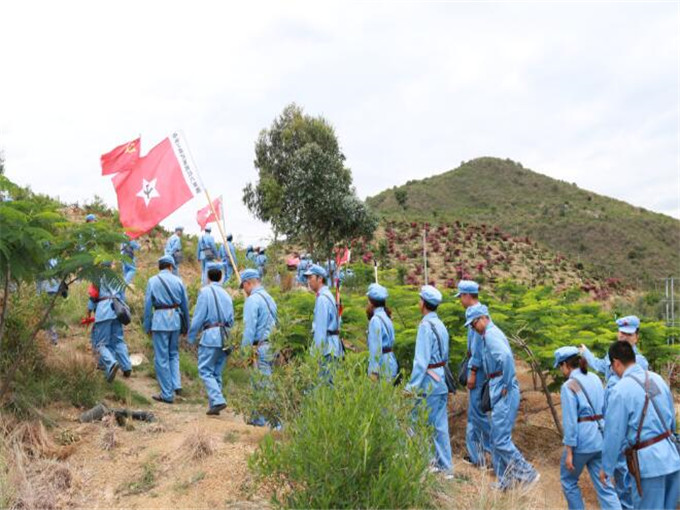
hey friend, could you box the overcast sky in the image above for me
[1,1,678,246]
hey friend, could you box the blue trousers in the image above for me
[560,450,621,509]
[466,385,492,465]
[490,387,537,489]
[200,260,208,284]
[122,263,136,284]
[614,461,634,509]
[93,319,131,377]
[198,346,227,408]
[250,342,275,426]
[635,470,680,510]
[152,330,181,401]
[423,393,453,472]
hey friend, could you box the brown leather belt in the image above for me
[487,371,503,379]
[382,347,393,354]
[428,361,446,369]
[203,322,227,331]
[155,304,178,310]
[578,414,604,423]
[632,430,672,451]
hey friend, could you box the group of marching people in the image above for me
[81,222,679,509]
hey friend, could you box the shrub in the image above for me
[249,356,434,509]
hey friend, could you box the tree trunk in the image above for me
[0,276,65,403]
[0,265,10,349]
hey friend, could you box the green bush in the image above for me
[249,356,435,509]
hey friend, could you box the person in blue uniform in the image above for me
[304,264,342,370]
[297,254,311,285]
[37,257,62,345]
[240,268,279,427]
[143,256,190,403]
[600,341,680,510]
[365,283,398,381]
[466,303,539,490]
[553,346,621,510]
[85,213,96,223]
[405,285,453,478]
[90,262,132,383]
[197,227,218,285]
[121,239,141,285]
[255,248,267,278]
[580,315,649,509]
[245,245,256,262]
[218,233,238,283]
[187,262,234,415]
[456,279,493,469]
[164,227,184,276]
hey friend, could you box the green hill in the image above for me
[366,157,679,286]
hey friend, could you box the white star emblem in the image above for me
[136,178,160,207]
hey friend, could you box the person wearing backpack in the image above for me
[197,226,218,285]
[466,303,539,490]
[405,285,453,478]
[456,280,493,469]
[553,346,621,509]
[365,283,398,382]
[240,268,279,427]
[90,261,132,383]
[164,226,184,276]
[600,341,680,510]
[188,263,234,415]
[143,256,190,404]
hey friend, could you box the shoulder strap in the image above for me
[570,377,604,435]
[254,291,279,326]
[321,292,339,325]
[426,321,446,363]
[628,372,671,434]
[209,286,231,327]
[157,275,178,306]
[373,314,394,343]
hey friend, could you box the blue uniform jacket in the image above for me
[255,253,267,268]
[197,234,217,261]
[561,370,606,453]
[94,278,125,323]
[312,286,342,357]
[602,364,680,479]
[121,240,141,267]
[187,283,234,347]
[297,259,310,282]
[582,345,648,387]
[143,269,190,333]
[367,307,398,377]
[480,323,518,404]
[37,258,60,294]
[164,234,181,257]
[241,286,277,348]
[406,312,449,396]
[218,242,237,265]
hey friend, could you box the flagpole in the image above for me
[423,229,428,285]
[373,259,379,283]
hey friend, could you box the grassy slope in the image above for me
[367,157,680,285]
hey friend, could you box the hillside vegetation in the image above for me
[367,157,679,285]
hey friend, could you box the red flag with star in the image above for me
[112,133,202,238]
[196,196,222,230]
[100,137,141,175]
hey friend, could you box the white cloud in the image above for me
[1,0,677,248]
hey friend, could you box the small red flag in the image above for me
[112,133,202,238]
[335,247,351,267]
[196,196,223,230]
[101,138,141,175]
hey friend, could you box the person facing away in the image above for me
[553,346,621,510]
[143,256,190,404]
[187,263,234,416]
[365,283,399,382]
[164,226,184,276]
[456,279,493,469]
[197,227,218,285]
[405,285,453,478]
[218,233,238,283]
[466,303,539,490]
[600,341,680,510]
[240,268,279,427]
[580,315,650,509]
[121,239,141,285]
[255,248,267,278]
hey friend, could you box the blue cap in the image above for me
[304,264,328,278]
[419,285,442,306]
[455,280,479,297]
[247,245,253,251]
[206,262,222,271]
[158,255,176,267]
[366,283,388,302]
[85,214,96,222]
[553,346,580,368]
[205,226,211,232]
[175,226,184,232]
[239,268,260,287]
[616,315,640,334]
[464,303,489,327]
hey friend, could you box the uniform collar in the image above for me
[316,285,328,297]
[623,363,643,378]
[160,269,172,274]
[423,311,438,321]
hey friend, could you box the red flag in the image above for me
[112,132,202,238]
[101,138,141,175]
[196,196,222,230]
[335,247,351,267]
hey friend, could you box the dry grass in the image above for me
[181,425,216,461]
[98,414,117,451]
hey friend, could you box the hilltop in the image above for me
[367,157,680,286]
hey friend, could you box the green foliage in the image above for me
[249,356,434,509]
[367,157,680,286]
[243,103,377,255]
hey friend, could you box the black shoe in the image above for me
[123,370,132,378]
[106,362,119,383]
[174,389,183,396]
[151,394,173,404]
[206,403,227,415]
